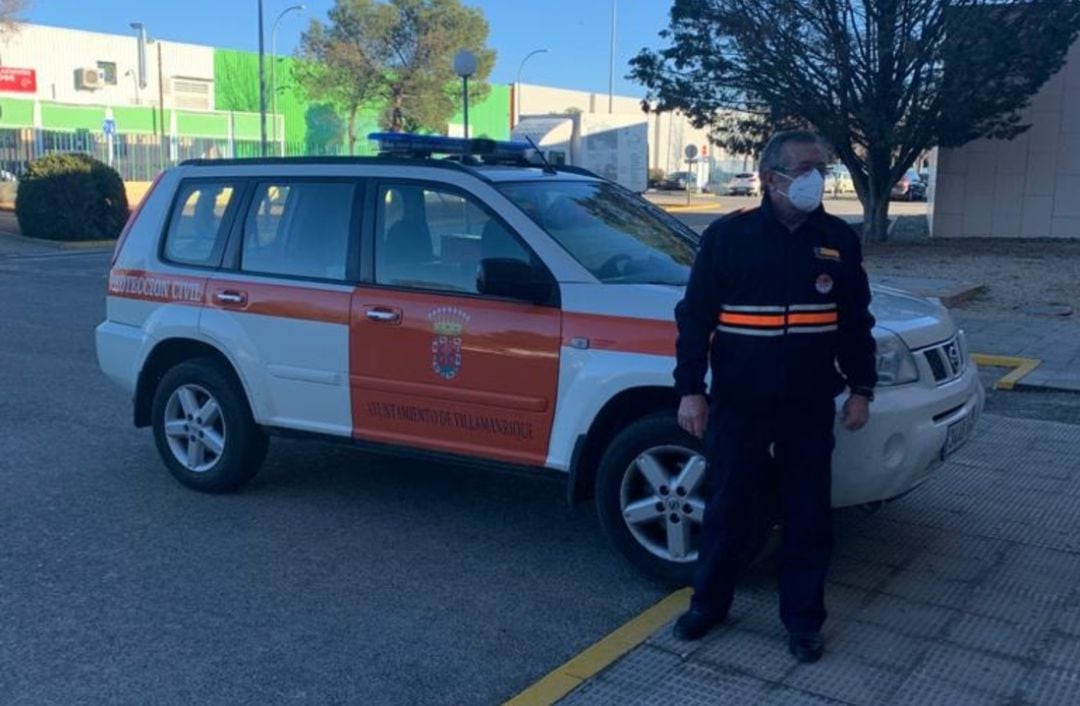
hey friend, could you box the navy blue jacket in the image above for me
[674,197,878,403]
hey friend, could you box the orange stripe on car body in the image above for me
[206,280,351,325]
[561,312,676,356]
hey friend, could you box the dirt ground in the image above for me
[865,236,1080,320]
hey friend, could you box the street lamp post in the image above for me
[608,0,617,114]
[124,69,140,105]
[453,50,477,140]
[515,48,548,128]
[271,4,305,157]
[258,0,267,156]
[131,22,166,170]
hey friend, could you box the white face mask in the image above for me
[775,169,824,213]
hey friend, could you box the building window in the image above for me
[96,61,118,86]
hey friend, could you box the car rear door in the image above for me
[349,179,561,466]
[200,177,362,437]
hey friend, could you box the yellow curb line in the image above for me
[658,203,722,213]
[972,353,1042,391]
[503,588,692,706]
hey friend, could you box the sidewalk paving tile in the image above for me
[887,673,1007,706]
[910,644,1027,697]
[877,570,976,610]
[781,656,907,705]
[827,621,932,671]
[695,627,798,682]
[943,613,1046,660]
[1018,667,1080,706]
[1039,634,1080,672]
[757,684,850,705]
[853,594,957,638]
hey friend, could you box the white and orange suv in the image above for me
[97,134,983,583]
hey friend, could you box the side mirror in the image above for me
[477,258,553,304]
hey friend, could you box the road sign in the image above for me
[684,144,699,160]
[102,119,116,136]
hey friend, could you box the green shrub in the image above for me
[15,153,129,241]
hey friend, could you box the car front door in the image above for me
[349,180,561,466]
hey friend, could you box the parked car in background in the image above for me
[660,171,697,191]
[891,169,926,201]
[825,165,855,196]
[727,172,760,197]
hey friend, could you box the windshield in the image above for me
[497,180,697,285]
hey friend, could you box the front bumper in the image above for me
[831,360,985,508]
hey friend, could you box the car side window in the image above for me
[374,183,531,294]
[240,181,356,281]
[164,181,237,267]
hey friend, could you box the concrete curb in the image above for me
[0,230,115,252]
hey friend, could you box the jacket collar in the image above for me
[760,192,826,231]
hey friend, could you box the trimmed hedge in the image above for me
[15,153,129,241]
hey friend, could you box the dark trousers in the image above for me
[690,397,836,634]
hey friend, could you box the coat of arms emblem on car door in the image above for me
[428,307,470,380]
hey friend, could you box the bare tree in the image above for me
[0,0,28,35]
[631,1,1080,241]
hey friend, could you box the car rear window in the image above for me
[163,181,239,268]
[240,181,356,281]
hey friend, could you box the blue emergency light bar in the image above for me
[368,132,535,161]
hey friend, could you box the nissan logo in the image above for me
[946,343,962,372]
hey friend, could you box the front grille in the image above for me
[921,337,966,384]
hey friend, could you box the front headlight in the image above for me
[875,331,920,386]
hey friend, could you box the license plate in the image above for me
[942,413,976,459]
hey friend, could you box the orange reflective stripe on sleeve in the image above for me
[787,311,839,326]
[718,312,787,327]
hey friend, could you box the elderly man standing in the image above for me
[671,131,878,662]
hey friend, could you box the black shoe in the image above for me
[788,631,825,663]
[672,610,723,641]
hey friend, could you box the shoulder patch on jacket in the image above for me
[814,246,842,262]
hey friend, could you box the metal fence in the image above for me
[0,128,335,182]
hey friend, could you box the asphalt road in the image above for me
[2,245,1076,705]
[0,250,664,704]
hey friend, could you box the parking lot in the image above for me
[2,245,1079,704]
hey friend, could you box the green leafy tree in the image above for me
[377,0,495,133]
[630,1,1080,240]
[294,0,494,152]
[294,0,387,154]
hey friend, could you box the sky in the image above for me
[24,0,674,97]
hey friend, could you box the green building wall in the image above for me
[213,48,512,152]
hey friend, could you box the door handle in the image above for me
[215,290,247,305]
[365,308,401,323]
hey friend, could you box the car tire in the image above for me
[151,357,268,493]
[595,412,775,587]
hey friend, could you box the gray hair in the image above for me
[759,130,825,174]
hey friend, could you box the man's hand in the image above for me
[842,394,871,431]
[678,394,709,438]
